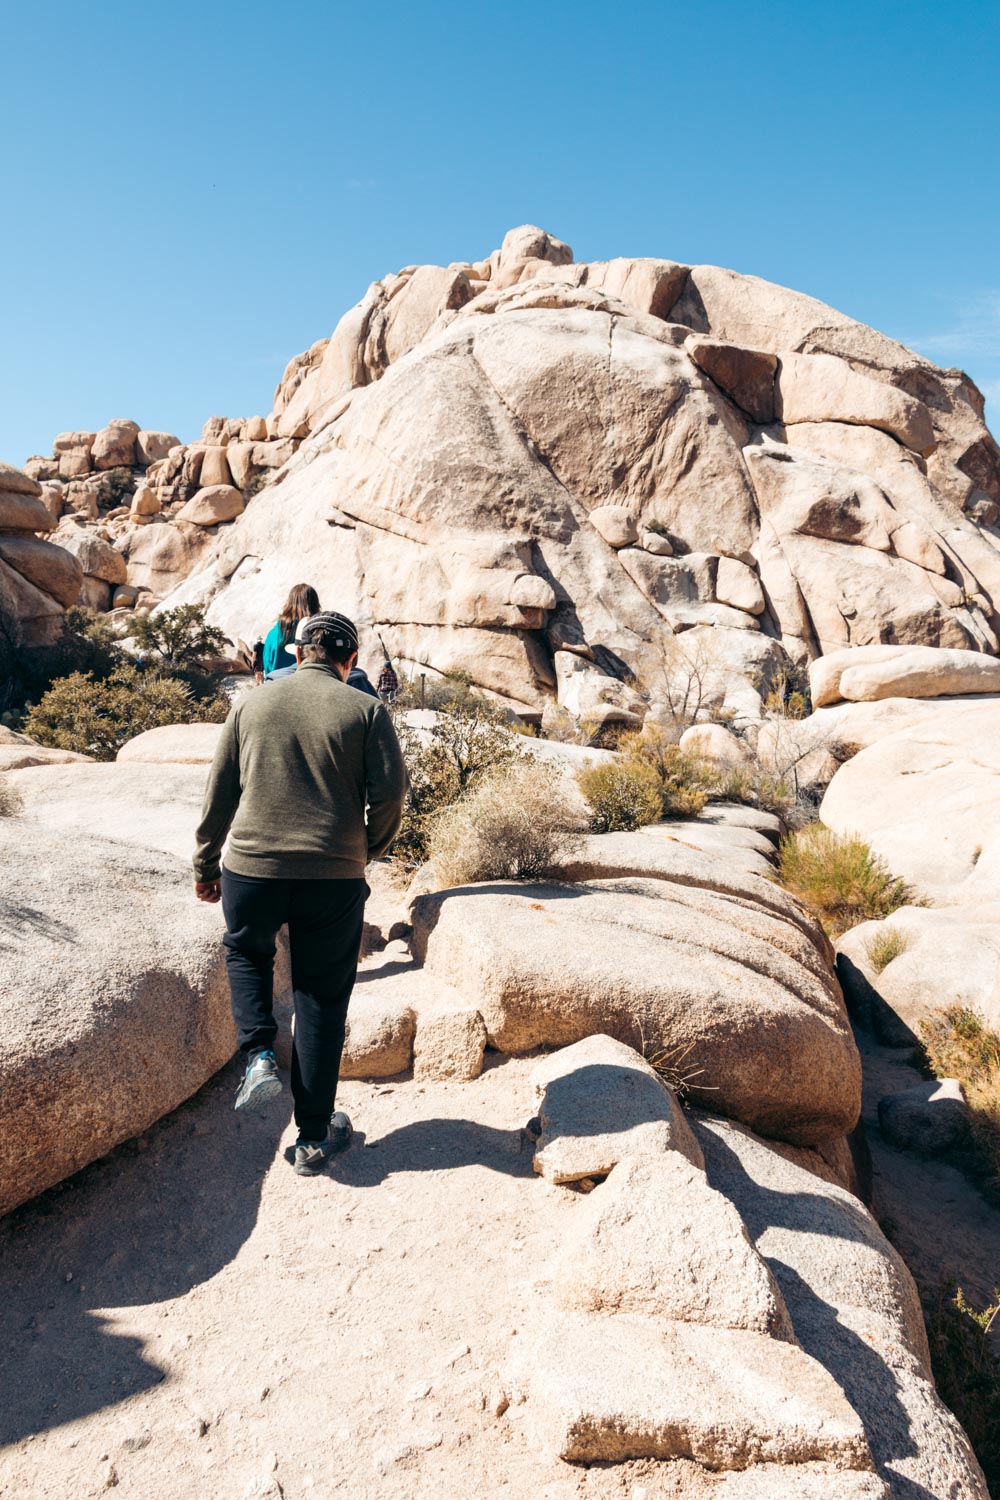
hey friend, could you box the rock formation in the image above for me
[0,462,84,644]
[9,225,1000,723]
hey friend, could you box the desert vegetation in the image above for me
[926,1282,1000,1494]
[428,760,581,886]
[776,825,920,937]
[920,1006,1000,1207]
[8,605,232,760]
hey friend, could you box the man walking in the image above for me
[193,612,409,1175]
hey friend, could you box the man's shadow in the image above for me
[0,1057,271,1446]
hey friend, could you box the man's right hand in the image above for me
[195,879,222,904]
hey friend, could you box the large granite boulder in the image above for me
[0,821,234,1218]
[820,699,1000,906]
[411,847,860,1146]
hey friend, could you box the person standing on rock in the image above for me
[261,582,320,676]
[192,611,409,1176]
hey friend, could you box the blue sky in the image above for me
[2,0,998,462]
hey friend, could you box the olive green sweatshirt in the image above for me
[193,662,409,882]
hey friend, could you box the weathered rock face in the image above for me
[0,821,235,1219]
[820,698,1000,905]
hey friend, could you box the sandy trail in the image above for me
[0,1039,725,1500]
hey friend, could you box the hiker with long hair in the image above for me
[261,583,320,675]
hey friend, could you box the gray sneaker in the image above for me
[234,1050,282,1113]
[294,1111,353,1175]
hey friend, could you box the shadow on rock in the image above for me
[0,1057,271,1445]
[315,1117,539,1188]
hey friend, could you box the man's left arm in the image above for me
[364,704,409,861]
[193,711,242,901]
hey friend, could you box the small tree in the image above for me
[131,605,228,670]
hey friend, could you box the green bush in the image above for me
[392,699,521,868]
[776,824,919,937]
[428,760,582,886]
[132,604,228,670]
[926,1283,1000,1493]
[24,665,229,761]
[577,760,663,833]
[4,606,124,717]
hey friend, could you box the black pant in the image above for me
[221,869,368,1141]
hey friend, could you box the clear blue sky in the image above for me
[3,0,998,463]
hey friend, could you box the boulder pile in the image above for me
[0,461,85,643]
[9,224,1000,717]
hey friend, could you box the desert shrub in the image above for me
[24,665,229,761]
[131,604,227,670]
[926,1282,1000,1492]
[776,825,919,937]
[242,471,270,500]
[577,760,663,833]
[95,467,136,509]
[0,776,22,818]
[392,699,521,867]
[635,632,727,735]
[864,925,911,974]
[619,725,712,818]
[428,760,583,886]
[760,661,812,720]
[713,760,817,827]
[920,1006,1000,1205]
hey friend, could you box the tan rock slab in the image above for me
[55,529,127,584]
[819,698,1000,905]
[0,491,56,532]
[340,994,415,1079]
[135,430,180,466]
[521,1310,874,1469]
[92,418,139,470]
[686,336,777,423]
[553,1152,794,1337]
[117,722,225,765]
[0,461,43,497]
[811,643,1000,706]
[0,822,234,1217]
[694,1113,989,1499]
[412,877,859,1145]
[530,1034,704,1182]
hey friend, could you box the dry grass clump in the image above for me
[0,775,22,818]
[776,824,919,937]
[391,699,520,868]
[863,925,911,974]
[428,760,582,886]
[920,1005,1000,1206]
[641,1037,715,1101]
[926,1281,1000,1494]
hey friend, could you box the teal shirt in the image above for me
[262,620,296,675]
